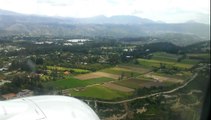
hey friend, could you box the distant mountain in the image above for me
[0,9,210,43]
[73,15,155,24]
[150,33,208,46]
[0,9,22,16]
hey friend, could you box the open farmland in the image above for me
[114,78,170,89]
[114,78,154,89]
[43,77,114,89]
[100,67,140,78]
[75,72,119,80]
[138,58,194,69]
[43,77,86,89]
[187,53,210,60]
[70,85,130,100]
[84,77,114,85]
[47,66,90,73]
[151,71,193,80]
[103,82,134,92]
[151,52,181,62]
[117,65,151,74]
[144,72,183,83]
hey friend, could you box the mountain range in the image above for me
[0,9,210,45]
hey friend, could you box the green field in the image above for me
[43,76,114,89]
[187,53,210,60]
[43,77,86,89]
[114,79,152,89]
[151,52,181,62]
[138,58,193,69]
[152,71,192,80]
[101,67,141,77]
[179,59,199,65]
[83,77,114,85]
[70,85,130,100]
[47,66,90,73]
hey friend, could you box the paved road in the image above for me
[86,73,198,104]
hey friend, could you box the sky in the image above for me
[0,0,210,24]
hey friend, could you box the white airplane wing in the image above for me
[0,95,100,120]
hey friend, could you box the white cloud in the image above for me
[0,0,209,23]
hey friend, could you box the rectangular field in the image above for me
[151,52,181,62]
[70,85,130,100]
[144,72,183,83]
[75,72,119,80]
[103,82,134,92]
[116,65,150,74]
[138,58,193,69]
[43,77,114,89]
[187,53,210,60]
[114,78,170,89]
[47,66,90,73]
[43,77,86,89]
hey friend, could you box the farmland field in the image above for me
[114,78,170,89]
[138,58,194,69]
[179,59,199,65]
[151,52,181,62]
[152,71,192,80]
[118,65,151,74]
[70,85,130,100]
[43,77,114,89]
[114,78,153,89]
[100,67,140,78]
[187,53,210,60]
[47,66,90,73]
[75,72,119,80]
[144,72,183,83]
[43,77,86,89]
[84,77,114,85]
[103,82,134,92]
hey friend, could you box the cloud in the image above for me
[0,0,209,23]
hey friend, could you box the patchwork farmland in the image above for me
[42,51,199,100]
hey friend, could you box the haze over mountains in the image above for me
[0,9,210,46]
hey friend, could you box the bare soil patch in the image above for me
[75,72,119,80]
[145,73,183,83]
[103,82,134,92]
[118,65,150,73]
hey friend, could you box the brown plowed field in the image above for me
[103,82,134,92]
[75,72,119,80]
[145,73,183,83]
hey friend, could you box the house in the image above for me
[64,71,70,75]
[2,93,16,100]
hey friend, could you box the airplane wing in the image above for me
[0,95,100,120]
